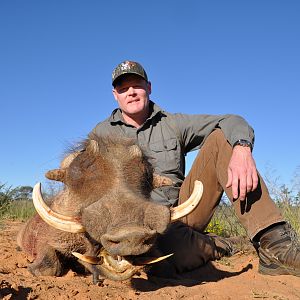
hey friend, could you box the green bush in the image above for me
[0,183,15,218]
[277,201,300,235]
[207,201,247,238]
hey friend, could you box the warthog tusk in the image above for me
[32,182,85,233]
[137,253,174,265]
[72,251,173,266]
[170,180,203,221]
[72,252,103,264]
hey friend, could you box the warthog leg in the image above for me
[77,261,105,285]
[28,245,63,277]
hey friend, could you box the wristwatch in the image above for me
[233,139,253,151]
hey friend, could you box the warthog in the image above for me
[17,135,203,283]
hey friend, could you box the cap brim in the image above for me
[112,72,147,86]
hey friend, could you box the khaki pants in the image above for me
[157,129,284,274]
[179,128,284,239]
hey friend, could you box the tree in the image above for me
[13,186,33,201]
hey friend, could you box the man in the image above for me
[90,60,300,277]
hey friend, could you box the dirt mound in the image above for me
[0,221,299,300]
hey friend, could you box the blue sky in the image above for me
[0,1,299,190]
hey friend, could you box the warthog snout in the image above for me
[100,226,158,256]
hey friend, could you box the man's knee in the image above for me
[202,128,230,152]
[206,128,226,142]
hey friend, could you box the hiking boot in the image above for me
[258,223,300,276]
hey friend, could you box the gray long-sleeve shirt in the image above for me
[90,101,254,206]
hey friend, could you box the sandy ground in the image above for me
[0,220,300,300]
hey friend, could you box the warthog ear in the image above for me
[45,169,66,182]
[153,174,174,188]
[60,152,80,168]
[128,145,142,157]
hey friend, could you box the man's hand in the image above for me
[226,145,258,200]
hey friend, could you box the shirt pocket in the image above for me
[149,138,179,173]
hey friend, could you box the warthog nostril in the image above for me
[107,239,120,246]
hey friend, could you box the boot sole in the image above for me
[259,262,300,277]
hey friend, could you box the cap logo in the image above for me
[119,61,136,71]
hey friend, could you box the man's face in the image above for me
[112,75,151,119]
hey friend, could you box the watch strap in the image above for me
[233,139,253,151]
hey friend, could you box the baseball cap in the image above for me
[112,60,148,86]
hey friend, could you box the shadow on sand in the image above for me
[0,280,32,300]
[131,261,253,292]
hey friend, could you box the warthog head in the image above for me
[20,135,203,282]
